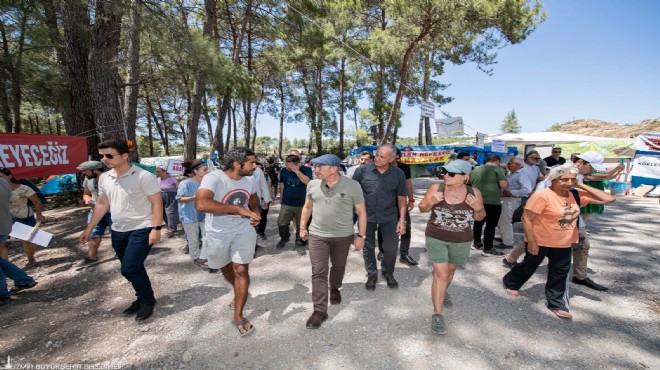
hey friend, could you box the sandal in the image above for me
[549,308,573,319]
[232,318,255,337]
[228,301,235,311]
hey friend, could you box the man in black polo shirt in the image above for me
[353,144,407,290]
[377,148,418,265]
[543,147,566,167]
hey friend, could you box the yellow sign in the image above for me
[399,149,452,164]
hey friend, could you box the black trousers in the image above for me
[377,210,411,256]
[364,221,398,277]
[256,204,269,234]
[503,246,572,311]
[473,203,501,247]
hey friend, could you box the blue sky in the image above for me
[256,0,660,140]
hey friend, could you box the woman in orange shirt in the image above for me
[502,164,614,319]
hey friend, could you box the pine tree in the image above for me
[501,110,522,133]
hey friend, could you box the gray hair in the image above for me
[509,157,524,165]
[379,144,397,159]
[524,150,539,159]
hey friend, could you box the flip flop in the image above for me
[228,302,235,311]
[549,308,573,319]
[232,318,255,337]
[503,281,520,296]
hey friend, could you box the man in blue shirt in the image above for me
[497,157,533,250]
[277,154,313,255]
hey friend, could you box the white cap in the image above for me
[576,151,606,171]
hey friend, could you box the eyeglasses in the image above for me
[529,157,540,160]
[552,150,561,154]
[99,153,120,160]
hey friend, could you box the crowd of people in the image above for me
[0,142,625,337]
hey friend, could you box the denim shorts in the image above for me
[12,215,36,227]
[88,211,113,238]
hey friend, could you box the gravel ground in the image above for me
[1,178,659,369]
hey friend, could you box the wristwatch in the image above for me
[398,220,407,224]
[356,234,365,239]
[152,226,162,230]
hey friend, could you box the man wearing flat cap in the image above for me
[77,160,111,264]
[300,154,367,329]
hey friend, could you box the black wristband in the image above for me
[152,226,162,230]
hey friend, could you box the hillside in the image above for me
[550,118,660,138]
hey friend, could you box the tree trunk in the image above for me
[381,26,430,145]
[41,0,72,130]
[315,65,323,154]
[232,103,238,148]
[146,110,154,156]
[89,0,124,141]
[224,101,231,154]
[185,73,204,160]
[214,88,231,156]
[123,0,141,161]
[278,83,285,159]
[202,92,214,151]
[338,56,346,155]
[61,0,97,155]
[155,96,170,155]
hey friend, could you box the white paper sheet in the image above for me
[9,221,53,247]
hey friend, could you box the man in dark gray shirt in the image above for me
[353,144,407,290]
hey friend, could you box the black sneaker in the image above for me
[431,314,446,335]
[365,276,377,291]
[481,248,504,257]
[276,239,288,249]
[502,257,517,269]
[208,268,219,274]
[122,300,141,316]
[383,273,398,289]
[11,281,38,293]
[472,242,484,251]
[496,243,514,249]
[258,233,267,241]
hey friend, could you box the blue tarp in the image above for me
[41,174,77,195]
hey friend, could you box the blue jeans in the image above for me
[88,211,112,238]
[0,258,35,298]
[110,227,155,305]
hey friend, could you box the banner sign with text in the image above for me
[0,133,87,178]
[420,102,435,118]
[475,133,487,149]
[634,132,660,152]
[167,159,185,175]
[399,146,453,164]
[436,117,464,137]
[491,139,506,153]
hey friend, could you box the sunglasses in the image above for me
[98,153,121,160]
[441,169,465,177]
[552,150,561,153]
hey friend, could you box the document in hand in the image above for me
[9,221,53,247]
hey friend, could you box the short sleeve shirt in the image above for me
[544,156,566,167]
[176,178,205,224]
[525,188,593,248]
[9,184,35,218]
[353,163,407,223]
[470,164,506,205]
[158,176,178,192]
[99,165,161,232]
[306,176,364,237]
[397,162,412,180]
[199,170,256,234]
[83,177,99,203]
[522,163,543,188]
[280,166,313,207]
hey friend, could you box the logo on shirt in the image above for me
[558,204,579,229]
[433,208,473,231]
[221,189,250,208]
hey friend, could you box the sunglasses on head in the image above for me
[98,153,120,160]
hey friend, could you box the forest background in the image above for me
[1,0,544,160]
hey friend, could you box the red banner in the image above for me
[0,133,88,178]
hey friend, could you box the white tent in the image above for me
[486,132,618,145]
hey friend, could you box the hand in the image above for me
[149,229,161,245]
[430,191,444,205]
[502,190,512,197]
[616,164,625,172]
[465,193,480,209]
[36,214,46,223]
[353,237,365,251]
[396,221,406,236]
[261,202,270,210]
[79,229,91,244]
[299,229,309,241]
[527,242,539,255]
[407,199,415,211]
[242,210,261,226]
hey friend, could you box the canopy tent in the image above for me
[486,132,620,145]
[41,174,77,195]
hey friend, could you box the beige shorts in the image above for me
[205,228,257,268]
